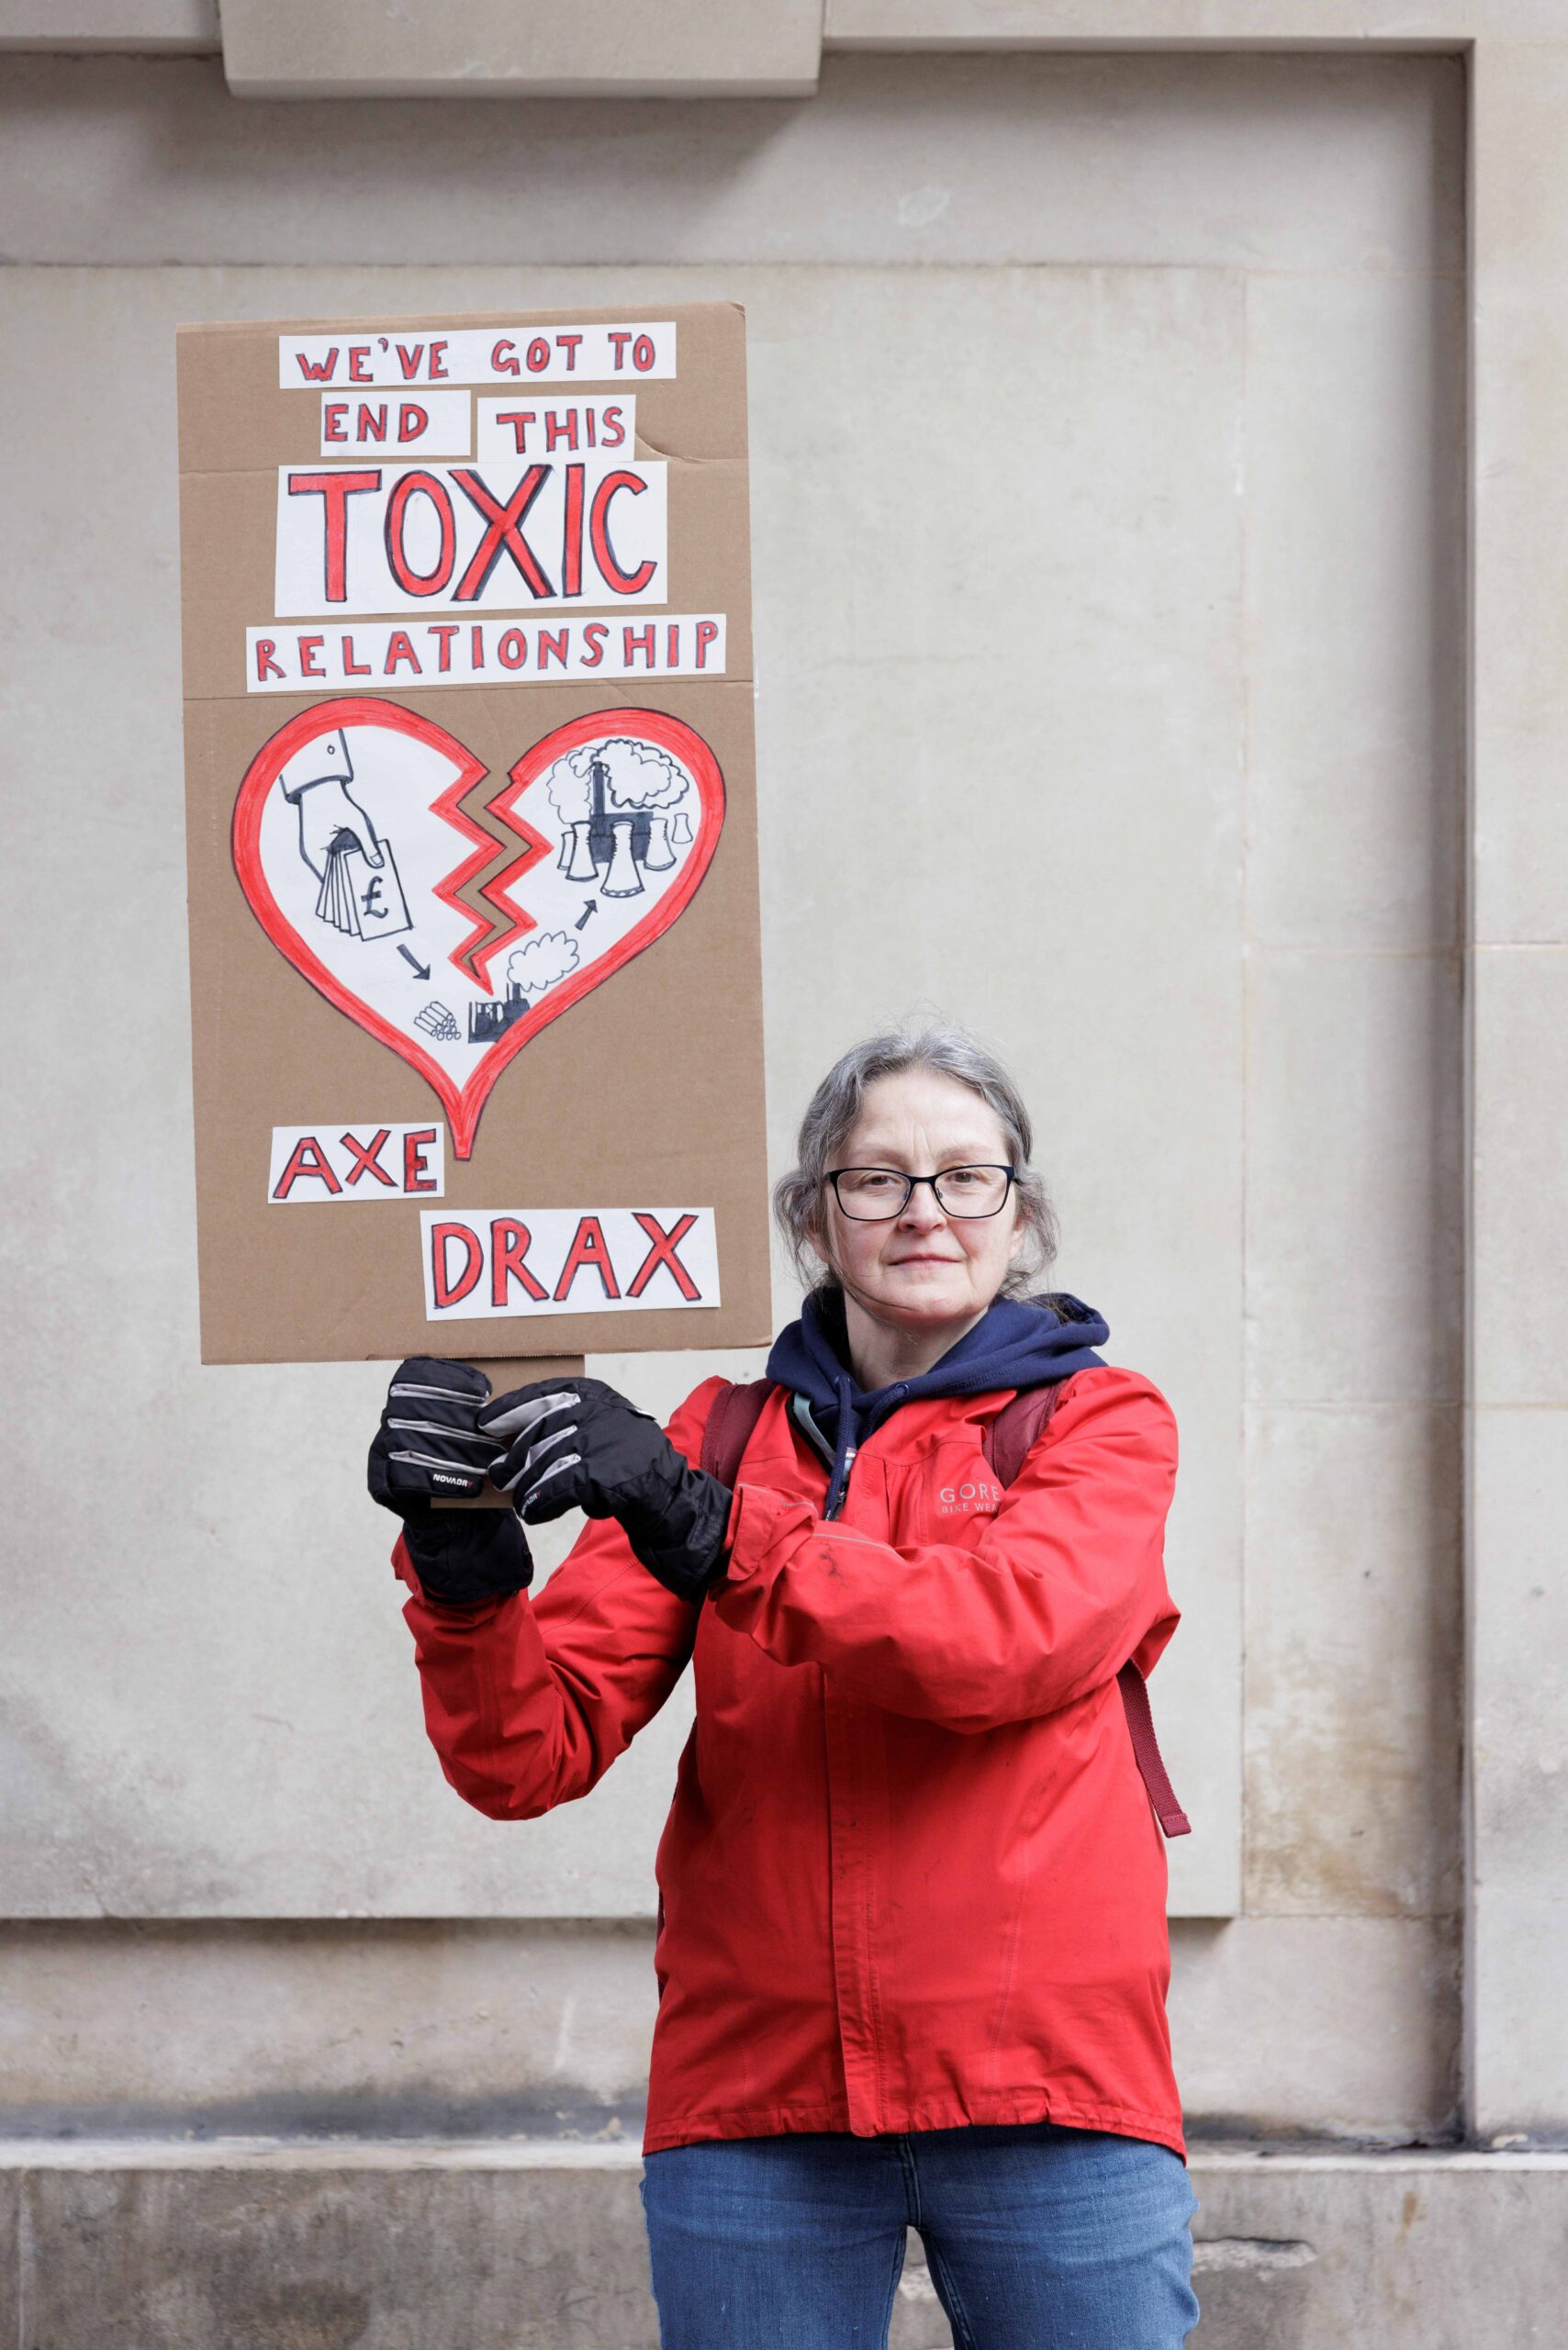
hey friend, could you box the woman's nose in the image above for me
[898,1183,946,1227]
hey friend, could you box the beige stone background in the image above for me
[0,11,1563,2348]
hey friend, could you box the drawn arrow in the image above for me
[574,900,599,932]
[398,945,431,979]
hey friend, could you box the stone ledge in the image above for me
[0,2141,1562,2349]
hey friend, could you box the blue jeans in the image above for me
[640,2121,1200,2348]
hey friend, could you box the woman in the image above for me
[369,1026,1199,2349]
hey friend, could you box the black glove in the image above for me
[368,1357,533,1608]
[476,1376,734,1605]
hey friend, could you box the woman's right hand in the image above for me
[368,1357,497,1507]
[368,1358,533,1607]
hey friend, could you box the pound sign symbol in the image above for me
[360,878,385,920]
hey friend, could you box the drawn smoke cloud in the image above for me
[545,734,696,901]
[468,929,580,1046]
[506,930,580,1001]
[544,735,691,825]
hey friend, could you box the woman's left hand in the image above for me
[477,1376,734,1603]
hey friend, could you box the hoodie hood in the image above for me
[765,1288,1110,1519]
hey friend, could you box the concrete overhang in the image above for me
[216,0,824,98]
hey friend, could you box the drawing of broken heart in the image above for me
[232,699,724,1156]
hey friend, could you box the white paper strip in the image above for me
[268,1122,446,1203]
[321,388,471,457]
[274,457,667,617]
[476,395,634,461]
[280,323,677,389]
[420,1207,720,1320]
[246,613,725,693]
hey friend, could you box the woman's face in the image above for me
[812,1069,1025,1333]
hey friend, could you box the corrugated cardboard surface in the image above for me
[178,304,767,1366]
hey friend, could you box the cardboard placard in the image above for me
[178,305,767,1367]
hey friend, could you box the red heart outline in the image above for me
[233,699,725,1158]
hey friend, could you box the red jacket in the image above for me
[396,1361,1186,2159]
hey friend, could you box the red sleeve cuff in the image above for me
[716,1480,815,1591]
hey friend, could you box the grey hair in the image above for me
[773,1026,1060,1302]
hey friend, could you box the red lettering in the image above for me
[609,331,633,370]
[272,1136,341,1200]
[430,623,458,672]
[402,1128,438,1193]
[601,403,625,449]
[342,634,371,677]
[554,1215,621,1302]
[557,333,582,372]
[295,347,339,382]
[470,623,486,668]
[667,623,680,667]
[397,403,429,442]
[490,1217,548,1306]
[622,624,655,667]
[429,341,449,378]
[254,639,284,681]
[348,345,372,382]
[590,472,656,595]
[544,409,579,451]
[339,1127,395,1188]
[384,630,421,674]
[286,469,381,603]
[298,635,325,677]
[495,409,536,454]
[451,465,554,600]
[431,1221,482,1309]
[537,628,569,671]
[695,619,719,668]
[526,337,552,375]
[356,402,387,442]
[627,1211,701,1301]
[581,621,608,668]
[498,628,527,670]
[562,462,584,599]
[632,333,655,373]
[322,401,348,442]
[394,343,424,379]
[383,470,456,597]
[491,338,520,376]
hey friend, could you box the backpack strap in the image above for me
[982,1383,1192,1840]
[700,1378,778,1488]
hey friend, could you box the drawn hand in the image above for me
[296,778,384,878]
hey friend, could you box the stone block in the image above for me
[1243,270,1464,952]
[1244,1406,1462,1917]
[1472,948,1568,1407]
[1169,1916,1460,2140]
[1468,1408,1568,2135]
[1245,947,1462,1408]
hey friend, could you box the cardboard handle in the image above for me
[432,1352,586,1512]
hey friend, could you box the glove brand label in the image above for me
[418,1205,720,1322]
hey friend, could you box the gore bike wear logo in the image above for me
[232,699,725,1158]
[936,1478,1005,1517]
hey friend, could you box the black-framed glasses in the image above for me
[823,1165,1017,1222]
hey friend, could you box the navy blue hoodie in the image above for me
[764,1287,1110,1520]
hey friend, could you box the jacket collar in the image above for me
[766,1287,1109,1518]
